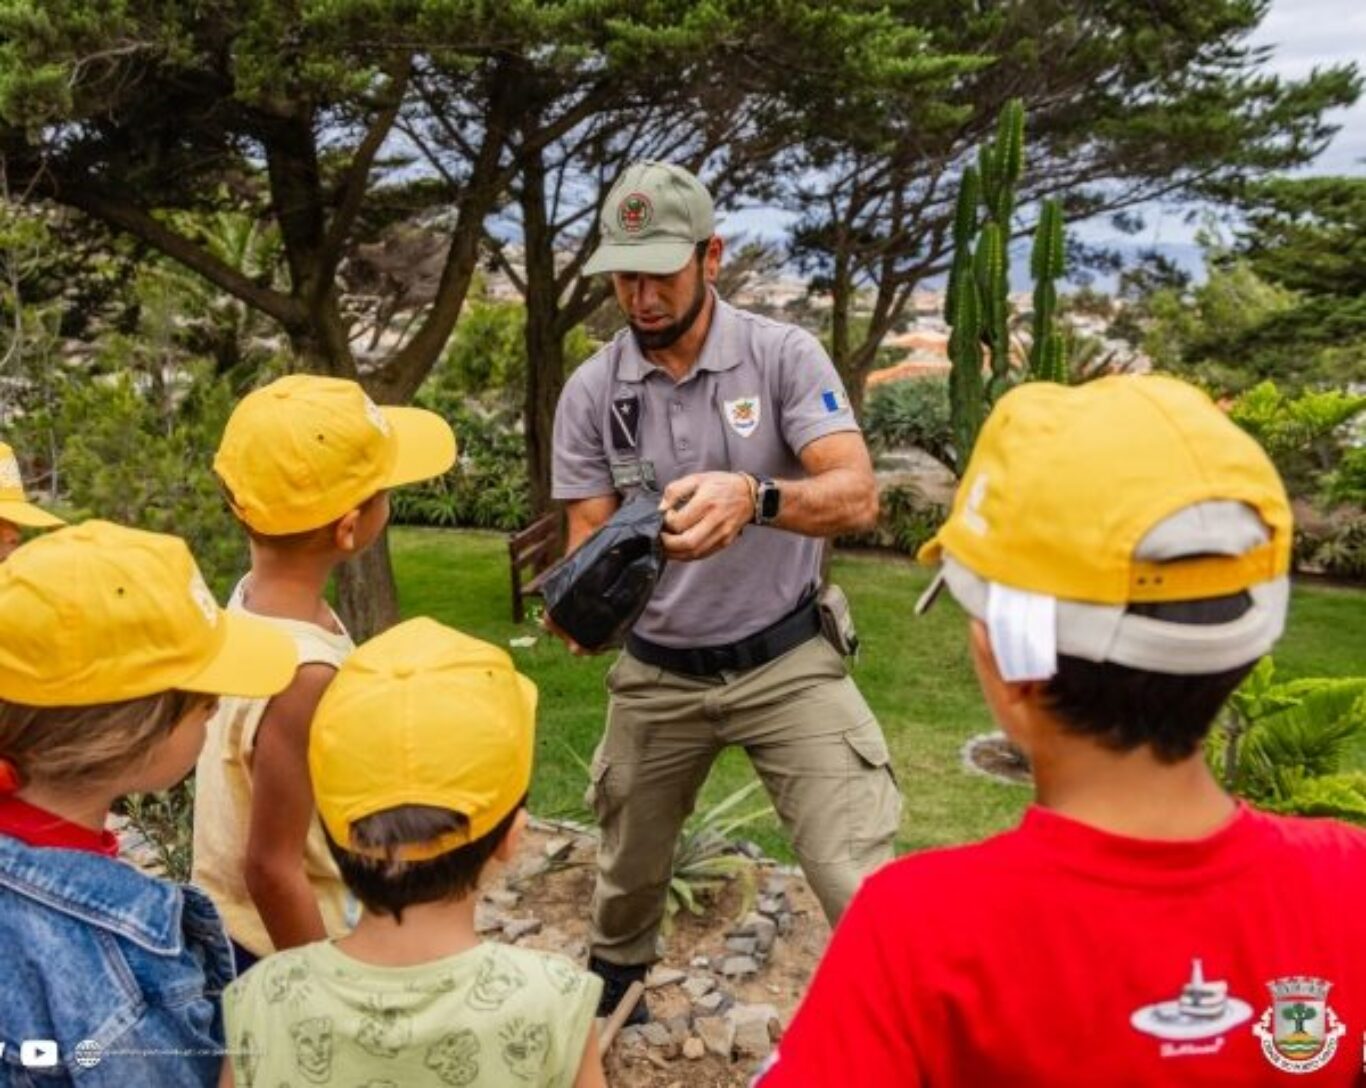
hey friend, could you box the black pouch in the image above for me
[541,494,667,652]
[818,583,860,658]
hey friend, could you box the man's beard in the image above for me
[629,274,708,352]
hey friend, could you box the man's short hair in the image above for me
[325,799,525,923]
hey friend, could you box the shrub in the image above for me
[862,376,954,468]
[839,482,946,557]
[390,402,532,532]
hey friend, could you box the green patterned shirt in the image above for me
[223,939,602,1088]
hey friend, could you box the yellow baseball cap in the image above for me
[310,617,537,862]
[0,520,297,706]
[214,375,457,535]
[0,442,65,529]
[917,375,1293,676]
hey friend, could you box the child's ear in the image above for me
[492,808,529,863]
[334,508,362,552]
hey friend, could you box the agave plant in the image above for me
[665,779,773,930]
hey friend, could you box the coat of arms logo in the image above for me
[724,397,761,438]
[1253,976,1345,1073]
[617,192,654,234]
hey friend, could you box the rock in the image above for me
[757,893,791,918]
[683,1037,706,1061]
[694,990,730,1016]
[647,966,687,989]
[640,1022,674,1049]
[762,875,789,897]
[695,1015,736,1059]
[502,917,543,941]
[690,955,711,969]
[473,903,504,934]
[543,837,574,861]
[728,1003,782,1059]
[664,1015,692,1045]
[618,1025,648,1049]
[484,887,520,909]
[736,839,765,860]
[721,955,760,979]
[725,935,759,957]
[730,913,778,953]
[682,975,716,1001]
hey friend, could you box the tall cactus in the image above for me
[946,100,1070,471]
[1029,198,1068,383]
[946,98,1023,471]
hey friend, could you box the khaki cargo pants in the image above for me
[587,635,902,966]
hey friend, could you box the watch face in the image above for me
[761,483,781,520]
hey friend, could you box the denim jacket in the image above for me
[0,834,233,1087]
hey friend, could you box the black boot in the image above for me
[588,955,650,1025]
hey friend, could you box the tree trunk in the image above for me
[335,529,401,641]
[518,138,567,516]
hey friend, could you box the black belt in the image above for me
[626,599,822,678]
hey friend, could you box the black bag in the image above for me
[541,495,666,651]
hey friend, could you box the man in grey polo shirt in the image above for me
[551,160,902,1021]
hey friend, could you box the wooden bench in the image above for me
[508,511,563,623]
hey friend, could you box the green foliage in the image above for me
[1210,658,1366,823]
[1326,446,1366,507]
[435,299,595,407]
[1029,199,1067,384]
[117,782,195,883]
[666,780,771,931]
[1228,380,1366,494]
[863,377,953,466]
[947,99,1069,472]
[389,403,531,532]
[53,363,245,596]
[1306,517,1366,582]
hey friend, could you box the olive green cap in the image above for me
[583,161,715,276]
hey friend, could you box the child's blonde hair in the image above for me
[0,691,214,790]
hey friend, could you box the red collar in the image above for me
[0,795,119,857]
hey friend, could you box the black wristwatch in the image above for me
[753,475,781,525]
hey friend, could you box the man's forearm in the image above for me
[246,860,328,951]
[767,468,879,537]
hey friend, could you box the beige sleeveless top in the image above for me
[192,580,355,955]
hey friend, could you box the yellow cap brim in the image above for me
[915,535,943,565]
[382,406,458,488]
[178,611,298,699]
[0,500,66,529]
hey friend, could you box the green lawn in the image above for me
[390,526,1366,860]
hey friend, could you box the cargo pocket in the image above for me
[843,721,902,861]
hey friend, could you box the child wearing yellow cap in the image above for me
[192,375,456,976]
[0,441,65,559]
[759,376,1366,1087]
[0,521,297,1085]
[220,617,606,1088]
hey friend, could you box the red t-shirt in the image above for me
[760,804,1366,1087]
[0,795,119,856]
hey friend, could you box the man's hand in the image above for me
[660,471,755,561]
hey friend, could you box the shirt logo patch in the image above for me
[1253,976,1345,1074]
[821,389,848,414]
[724,397,762,438]
[1130,959,1253,1058]
[617,192,654,234]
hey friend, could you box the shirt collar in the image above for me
[614,290,742,384]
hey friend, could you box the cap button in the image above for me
[393,664,415,680]
[70,525,95,542]
[272,387,291,400]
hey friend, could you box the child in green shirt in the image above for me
[221,617,605,1088]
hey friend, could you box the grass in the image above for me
[390,526,1366,861]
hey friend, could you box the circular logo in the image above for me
[74,1040,103,1069]
[617,192,654,234]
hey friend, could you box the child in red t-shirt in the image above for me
[758,376,1366,1087]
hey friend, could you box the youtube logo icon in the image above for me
[20,1039,58,1068]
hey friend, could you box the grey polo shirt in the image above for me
[552,294,860,648]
